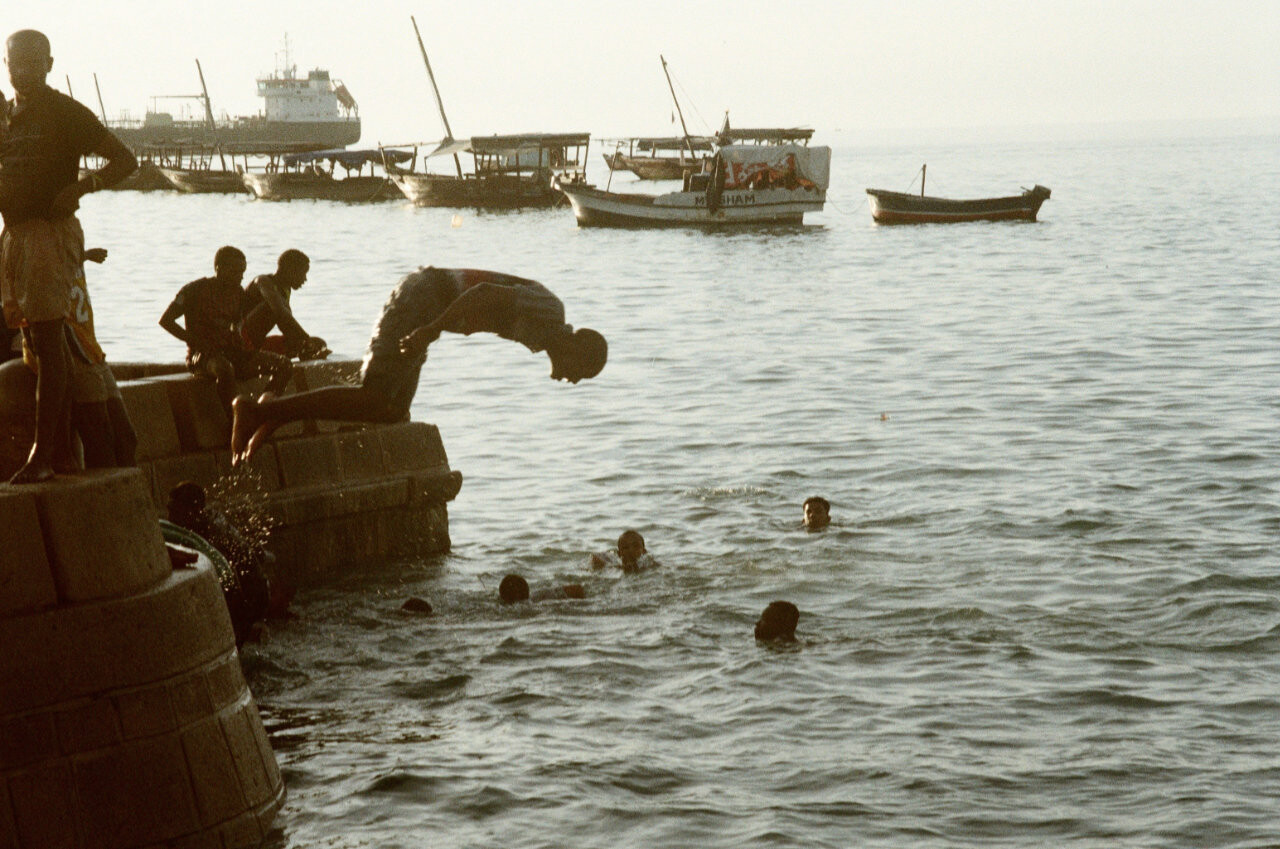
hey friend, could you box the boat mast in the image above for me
[410,15,463,179]
[660,55,697,159]
[92,73,108,123]
[195,59,227,171]
[921,163,926,197]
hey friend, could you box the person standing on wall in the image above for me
[0,29,136,483]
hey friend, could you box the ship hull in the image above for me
[112,118,361,151]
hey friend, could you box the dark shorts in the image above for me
[187,347,291,382]
[360,350,423,420]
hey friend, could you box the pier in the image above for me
[1,360,462,847]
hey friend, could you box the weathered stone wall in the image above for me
[117,359,462,584]
[1,469,284,849]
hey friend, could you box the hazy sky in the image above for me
[20,0,1280,144]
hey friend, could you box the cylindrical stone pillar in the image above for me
[1,468,284,849]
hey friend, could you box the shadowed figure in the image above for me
[0,28,136,483]
[230,265,606,465]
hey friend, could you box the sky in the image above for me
[19,0,1280,145]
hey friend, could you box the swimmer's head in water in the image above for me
[755,600,800,642]
[617,529,646,570]
[499,573,530,603]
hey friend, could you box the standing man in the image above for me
[0,29,136,483]
[231,265,607,464]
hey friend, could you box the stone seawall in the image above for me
[1,469,284,848]
[115,359,463,583]
[1,359,462,846]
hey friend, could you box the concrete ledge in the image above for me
[274,433,344,490]
[117,378,183,462]
[379,421,450,473]
[151,374,230,452]
[110,362,187,381]
[0,553,283,849]
[0,564,233,716]
[33,469,171,604]
[0,491,56,616]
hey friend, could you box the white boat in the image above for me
[556,141,831,227]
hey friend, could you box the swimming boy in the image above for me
[230,265,607,464]
[590,529,656,572]
[803,496,830,530]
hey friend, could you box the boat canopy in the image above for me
[424,133,590,158]
[719,127,814,145]
[719,143,831,191]
[283,148,412,167]
[632,136,715,152]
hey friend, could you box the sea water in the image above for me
[78,128,1280,847]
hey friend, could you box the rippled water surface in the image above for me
[81,131,1280,847]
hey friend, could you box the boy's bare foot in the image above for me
[244,421,281,464]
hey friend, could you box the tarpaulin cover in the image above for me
[718,144,831,191]
[283,148,413,167]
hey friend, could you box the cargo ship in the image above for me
[107,44,361,152]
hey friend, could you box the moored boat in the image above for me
[385,133,589,208]
[558,142,830,227]
[158,166,246,194]
[241,148,410,202]
[865,175,1051,224]
[602,136,714,180]
[387,17,589,209]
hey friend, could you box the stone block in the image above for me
[8,763,77,848]
[0,712,59,770]
[0,779,17,849]
[147,453,222,510]
[169,669,215,729]
[408,469,464,503]
[115,684,177,741]
[380,422,449,473]
[245,697,282,794]
[72,735,202,847]
[169,828,224,849]
[0,568,234,716]
[118,379,182,462]
[221,704,275,809]
[219,810,265,849]
[36,469,171,604]
[337,429,386,482]
[110,362,186,381]
[275,434,342,489]
[154,374,229,452]
[180,716,248,827]
[205,655,248,712]
[0,490,57,616]
[55,696,120,755]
